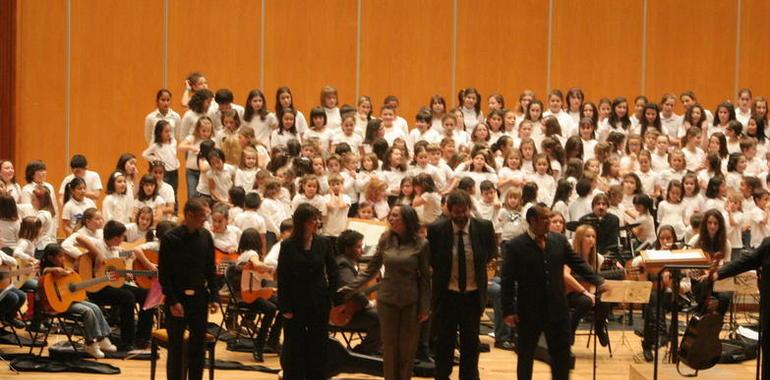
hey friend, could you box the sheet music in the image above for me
[600,280,652,303]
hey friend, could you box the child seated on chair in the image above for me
[227,228,281,362]
[39,243,117,358]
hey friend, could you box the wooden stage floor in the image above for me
[0,313,758,380]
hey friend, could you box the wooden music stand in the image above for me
[601,280,653,363]
[640,249,710,274]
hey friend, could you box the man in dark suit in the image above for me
[428,190,496,380]
[502,203,605,380]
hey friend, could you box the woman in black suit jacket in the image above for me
[277,203,340,379]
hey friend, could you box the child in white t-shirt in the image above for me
[205,149,236,205]
[61,177,97,236]
[476,180,501,221]
[412,173,442,225]
[323,174,351,237]
[102,171,133,224]
[233,192,268,257]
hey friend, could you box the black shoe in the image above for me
[253,350,264,362]
[643,347,653,362]
[7,319,25,329]
[597,327,610,347]
[494,341,515,351]
[479,342,490,352]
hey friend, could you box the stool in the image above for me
[150,329,216,380]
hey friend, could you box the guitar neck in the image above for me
[116,269,156,277]
[72,276,112,291]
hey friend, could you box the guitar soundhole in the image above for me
[68,284,76,293]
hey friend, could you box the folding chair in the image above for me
[214,265,264,350]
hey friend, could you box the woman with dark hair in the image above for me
[688,209,732,316]
[277,203,340,379]
[342,204,431,380]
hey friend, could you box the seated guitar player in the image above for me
[39,243,117,358]
[227,228,282,362]
[564,225,615,347]
[78,219,157,351]
[335,229,382,355]
[0,249,27,328]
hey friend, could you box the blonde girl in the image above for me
[235,146,260,192]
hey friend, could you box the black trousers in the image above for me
[246,297,282,349]
[346,307,381,354]
[434,290,481,380]
[88,284,153,347]
[516,317,572,380]
[280,304,329,380]
[165,291,209,380]
[642,291,671,349]
[567,293,610,345]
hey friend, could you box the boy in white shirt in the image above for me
[476,180,501,221]
[749,189,770,248]
[323,174,351,237]
[407,112,440,154]
[428,144,453,193]
[233,192,268,257]
[209,205,242,254]
[57,154,103,206]
[208,88,246,133]
[742,137,765,177]
[384,95,410,135]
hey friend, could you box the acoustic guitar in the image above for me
[240,268,276,303]
[330,283,381,327]
[0,259,39,289]
[132,250,159,289]
[677,252,724,375]
[41,271,116,313]
[215,248,239,276]
[78,257,157,292]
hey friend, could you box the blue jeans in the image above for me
[164,169,179,211]
[488,276,511,342]
[185,169,200,200]
[68,301,111,343]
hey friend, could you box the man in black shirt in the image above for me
[579,193,620,254]
[159,198,219,380]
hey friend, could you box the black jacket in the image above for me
[428,217,496,313]
[579,213,620,253]
[501,231,603,323]
[277,236,340,320]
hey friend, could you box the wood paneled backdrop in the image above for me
[10,0,770,205]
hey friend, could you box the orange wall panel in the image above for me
[15,0,67,184]
[168,0,261,108]
[456,0,548,112]
[551,0,643,102]
[359,0,452,124]
[738,0,770,100]
[645,0,737,112]
[263,0,357,114]
[69,0,164,183]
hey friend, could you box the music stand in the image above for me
[600,280,653,362]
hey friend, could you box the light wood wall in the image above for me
[13,0,770,197]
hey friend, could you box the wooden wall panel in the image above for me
[360,0,452,124]
[738,0,770,100]
[15,0,67,184]
[551,0,643,102]
[456,0,548,112]
[264,0,357,114]
[69,0,163,182]
[646,0,737,112]
[168,0,261,110]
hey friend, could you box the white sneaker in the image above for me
[85,342,105,359]
[98,338,117,353]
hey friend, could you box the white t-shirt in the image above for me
[657,200,687,238]
[134,195,166,212]
[270,129,299,149]
[304,128,333,154]
[205,164,236,201]
[324,107,342,132]
[383,125,407,146]
[416,192,442,225]
[178,110,206,142]
[124,222,149,243]
[35,210,57,250]
[102,193,133,224]
[233,210,268,234]
[158,182,175,205]
[210,225,242,253]
[0,219,20,249]
[682,146,705,172]
[323,194,351,237]
[749,207,770,248]
[292,193,328,216]
[244,112,278,147]
[142,140,180,171]
[235,168,259,193]
[260,197,290,236]
[58,171,103,197]
[144,108,182,145]
[208,103,246,133]
[332,133,363,154]
[61,197,97,230]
